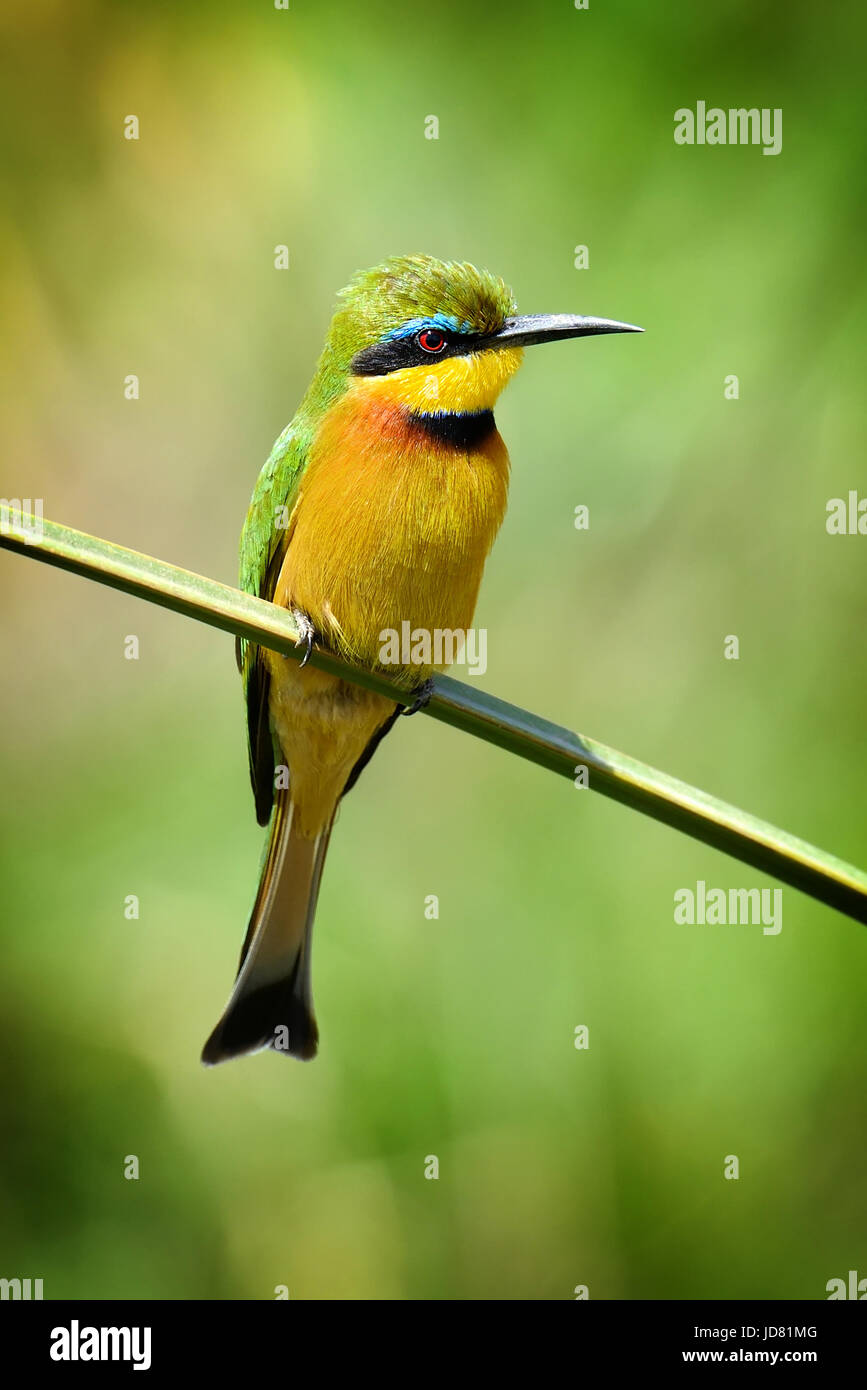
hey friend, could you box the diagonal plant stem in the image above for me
[2,508,866,924]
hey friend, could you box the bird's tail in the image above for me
[201,788,333,1065]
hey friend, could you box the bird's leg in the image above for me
[291,608,316,667]
[400,677,435,717]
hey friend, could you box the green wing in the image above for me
[238,417,314,826]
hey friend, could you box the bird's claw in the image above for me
[292,609,316,667]
[401,677,434,717]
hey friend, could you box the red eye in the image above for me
[418,329,446,353]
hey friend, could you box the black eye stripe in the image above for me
[352,331,488,377]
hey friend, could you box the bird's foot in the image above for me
[291,609,316,667]
[400,677,434,717]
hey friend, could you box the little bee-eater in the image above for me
[202,254,640,1065]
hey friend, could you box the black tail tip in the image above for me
[200,980,319,1066]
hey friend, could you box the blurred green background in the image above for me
[1,0,865,1300]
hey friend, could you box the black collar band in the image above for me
[409,410,496,449]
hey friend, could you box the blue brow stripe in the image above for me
[383,313,470,341]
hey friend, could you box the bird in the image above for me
[201,254,641,1065]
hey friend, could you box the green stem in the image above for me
[2,508,865,924]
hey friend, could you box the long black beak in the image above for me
[482,313,643,350]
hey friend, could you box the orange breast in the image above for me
[273,392,510,679]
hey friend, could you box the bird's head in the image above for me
[305,255,641,420]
